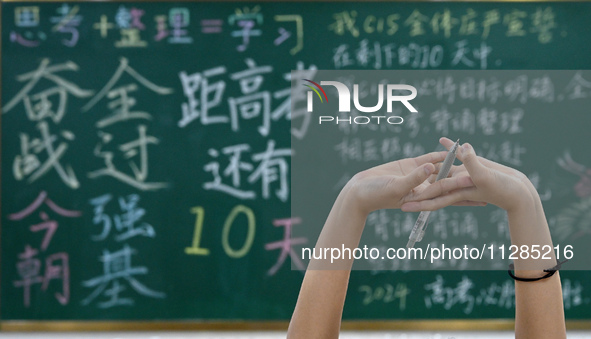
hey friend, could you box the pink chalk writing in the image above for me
[10,192,79,307]
[9,191,82,221]
[265,217,307,276]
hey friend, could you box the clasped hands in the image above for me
[343,137,539,217]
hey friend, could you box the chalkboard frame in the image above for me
[2,0,591,332]
[2,320,591,331]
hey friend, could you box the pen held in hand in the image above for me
[406,139,460,249]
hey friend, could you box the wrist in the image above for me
[339,174,373,218]
[338,180,371,220]
[506,189,539,219]
[506,186,553,249]
[310,183,367,265]
[504,178,541,214]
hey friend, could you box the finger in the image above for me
[397,163,435,193]
[372,151,446,174]
[401,187,478,212]
[427,164,443,183]
[428,164,464,184]
[407,180,434,199]
[413,151,448,166]
[474,154,515,174]
[407,175,474,202]
[431,163,463,177]
[456,143,490,184]
[439,137,455,150]
[427,173,438,184]
[452,201,488,207]
[426,163,444,183]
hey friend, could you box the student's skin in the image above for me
[287,137,566,339]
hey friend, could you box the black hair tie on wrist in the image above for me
[508,259,568,282]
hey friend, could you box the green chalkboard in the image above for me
[1,1,590,323]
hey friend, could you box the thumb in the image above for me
[457,143,488,183]
[398,163,434,193]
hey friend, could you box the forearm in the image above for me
[507,190,566,339]
[287,186,368,339]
